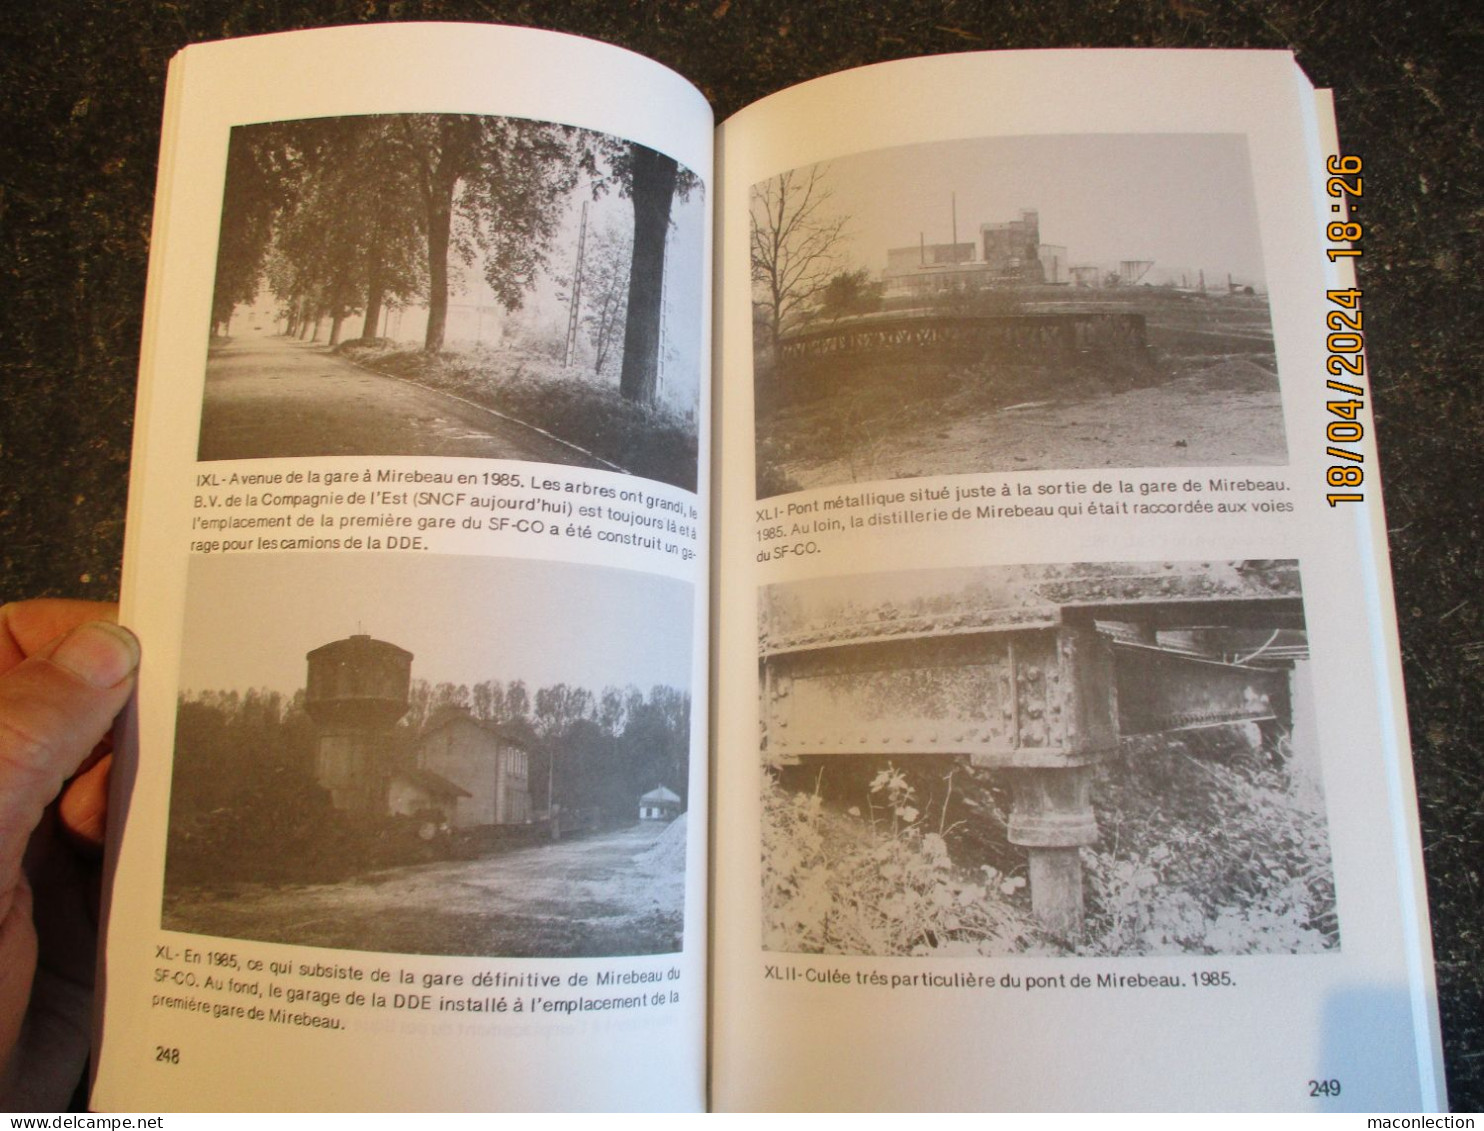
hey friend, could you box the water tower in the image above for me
[304,634,413,815]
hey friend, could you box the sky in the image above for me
[770,133,1268,289]
[178,553,695,697]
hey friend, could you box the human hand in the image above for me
[0,601,139,1108]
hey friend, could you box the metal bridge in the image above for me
[776,310,1151,369]
[759,561,1308,940]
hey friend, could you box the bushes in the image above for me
[761,764,1037,956]
[1080,736,1338,955]
[761,732,1339,957]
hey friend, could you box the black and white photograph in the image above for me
[759,559,1334,957]
[201,113,704,490]
[752,134,1285,497]
[162,554,694,958]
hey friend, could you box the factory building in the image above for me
[882,209,1066,297]
[979,209,1046,281]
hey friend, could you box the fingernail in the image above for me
[51,622,141,688]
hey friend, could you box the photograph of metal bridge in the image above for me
[750,133,1286,497]
[759,560,1335,957]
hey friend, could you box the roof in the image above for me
[305,633,414,664]
[391,766,471,799]
[419,709,529,747]
[640,786,681,805]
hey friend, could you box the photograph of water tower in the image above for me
[160,553,696,958]
[198,112,705,491]
[752,133,1286,497]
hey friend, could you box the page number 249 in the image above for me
[1309,1078,1341,1098]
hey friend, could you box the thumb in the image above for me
[0,621,139,892]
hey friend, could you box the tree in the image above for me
[617,144,679,404]
[350,120,428,342]
[618,685,690,807]
[216,116,427,344]
[472,680,497,723]
[210,122,312,336]
[533,683,594,739]
[575,139,700,405]
[750,165,850,358]
[266,143,364,346]
[166,688,324,885]
[503,679,530,725]
[399,115,584,353]
[816,268,884,323]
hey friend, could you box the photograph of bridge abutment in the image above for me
[160,553,695,958]
[758,559,1333,958]
[751,134,1284,498]
[199,113,704,491]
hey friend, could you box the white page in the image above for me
[712,49,1444,1111]
[96,23,713,1112]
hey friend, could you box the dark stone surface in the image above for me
[1,0,1479,1109]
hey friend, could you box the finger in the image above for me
[0,601,120,674]
[0,878,38,1062]
[58,753,112,850]
[0,621,139,901]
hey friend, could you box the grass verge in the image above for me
[340,340,698,491]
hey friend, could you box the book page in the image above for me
[712,49,1444,1111]
[95,24,713,1112]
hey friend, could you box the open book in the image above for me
[95,23,1445,1111]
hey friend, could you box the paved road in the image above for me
[197,333,598,466]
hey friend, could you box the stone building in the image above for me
[416,710,533,828]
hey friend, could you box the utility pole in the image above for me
[563,201,589,367]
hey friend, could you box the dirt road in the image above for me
[164,821,685,958]
[198,333,596,465]
[779,370,1287,490]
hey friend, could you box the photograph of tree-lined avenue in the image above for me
[751,134,1287,497]
[202,113,704,491]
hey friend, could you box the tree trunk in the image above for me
[361,268,384,342]
[327,275,353,347]
[414,117,474,355]
[619,145,677,405]
[423,195,451,352]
